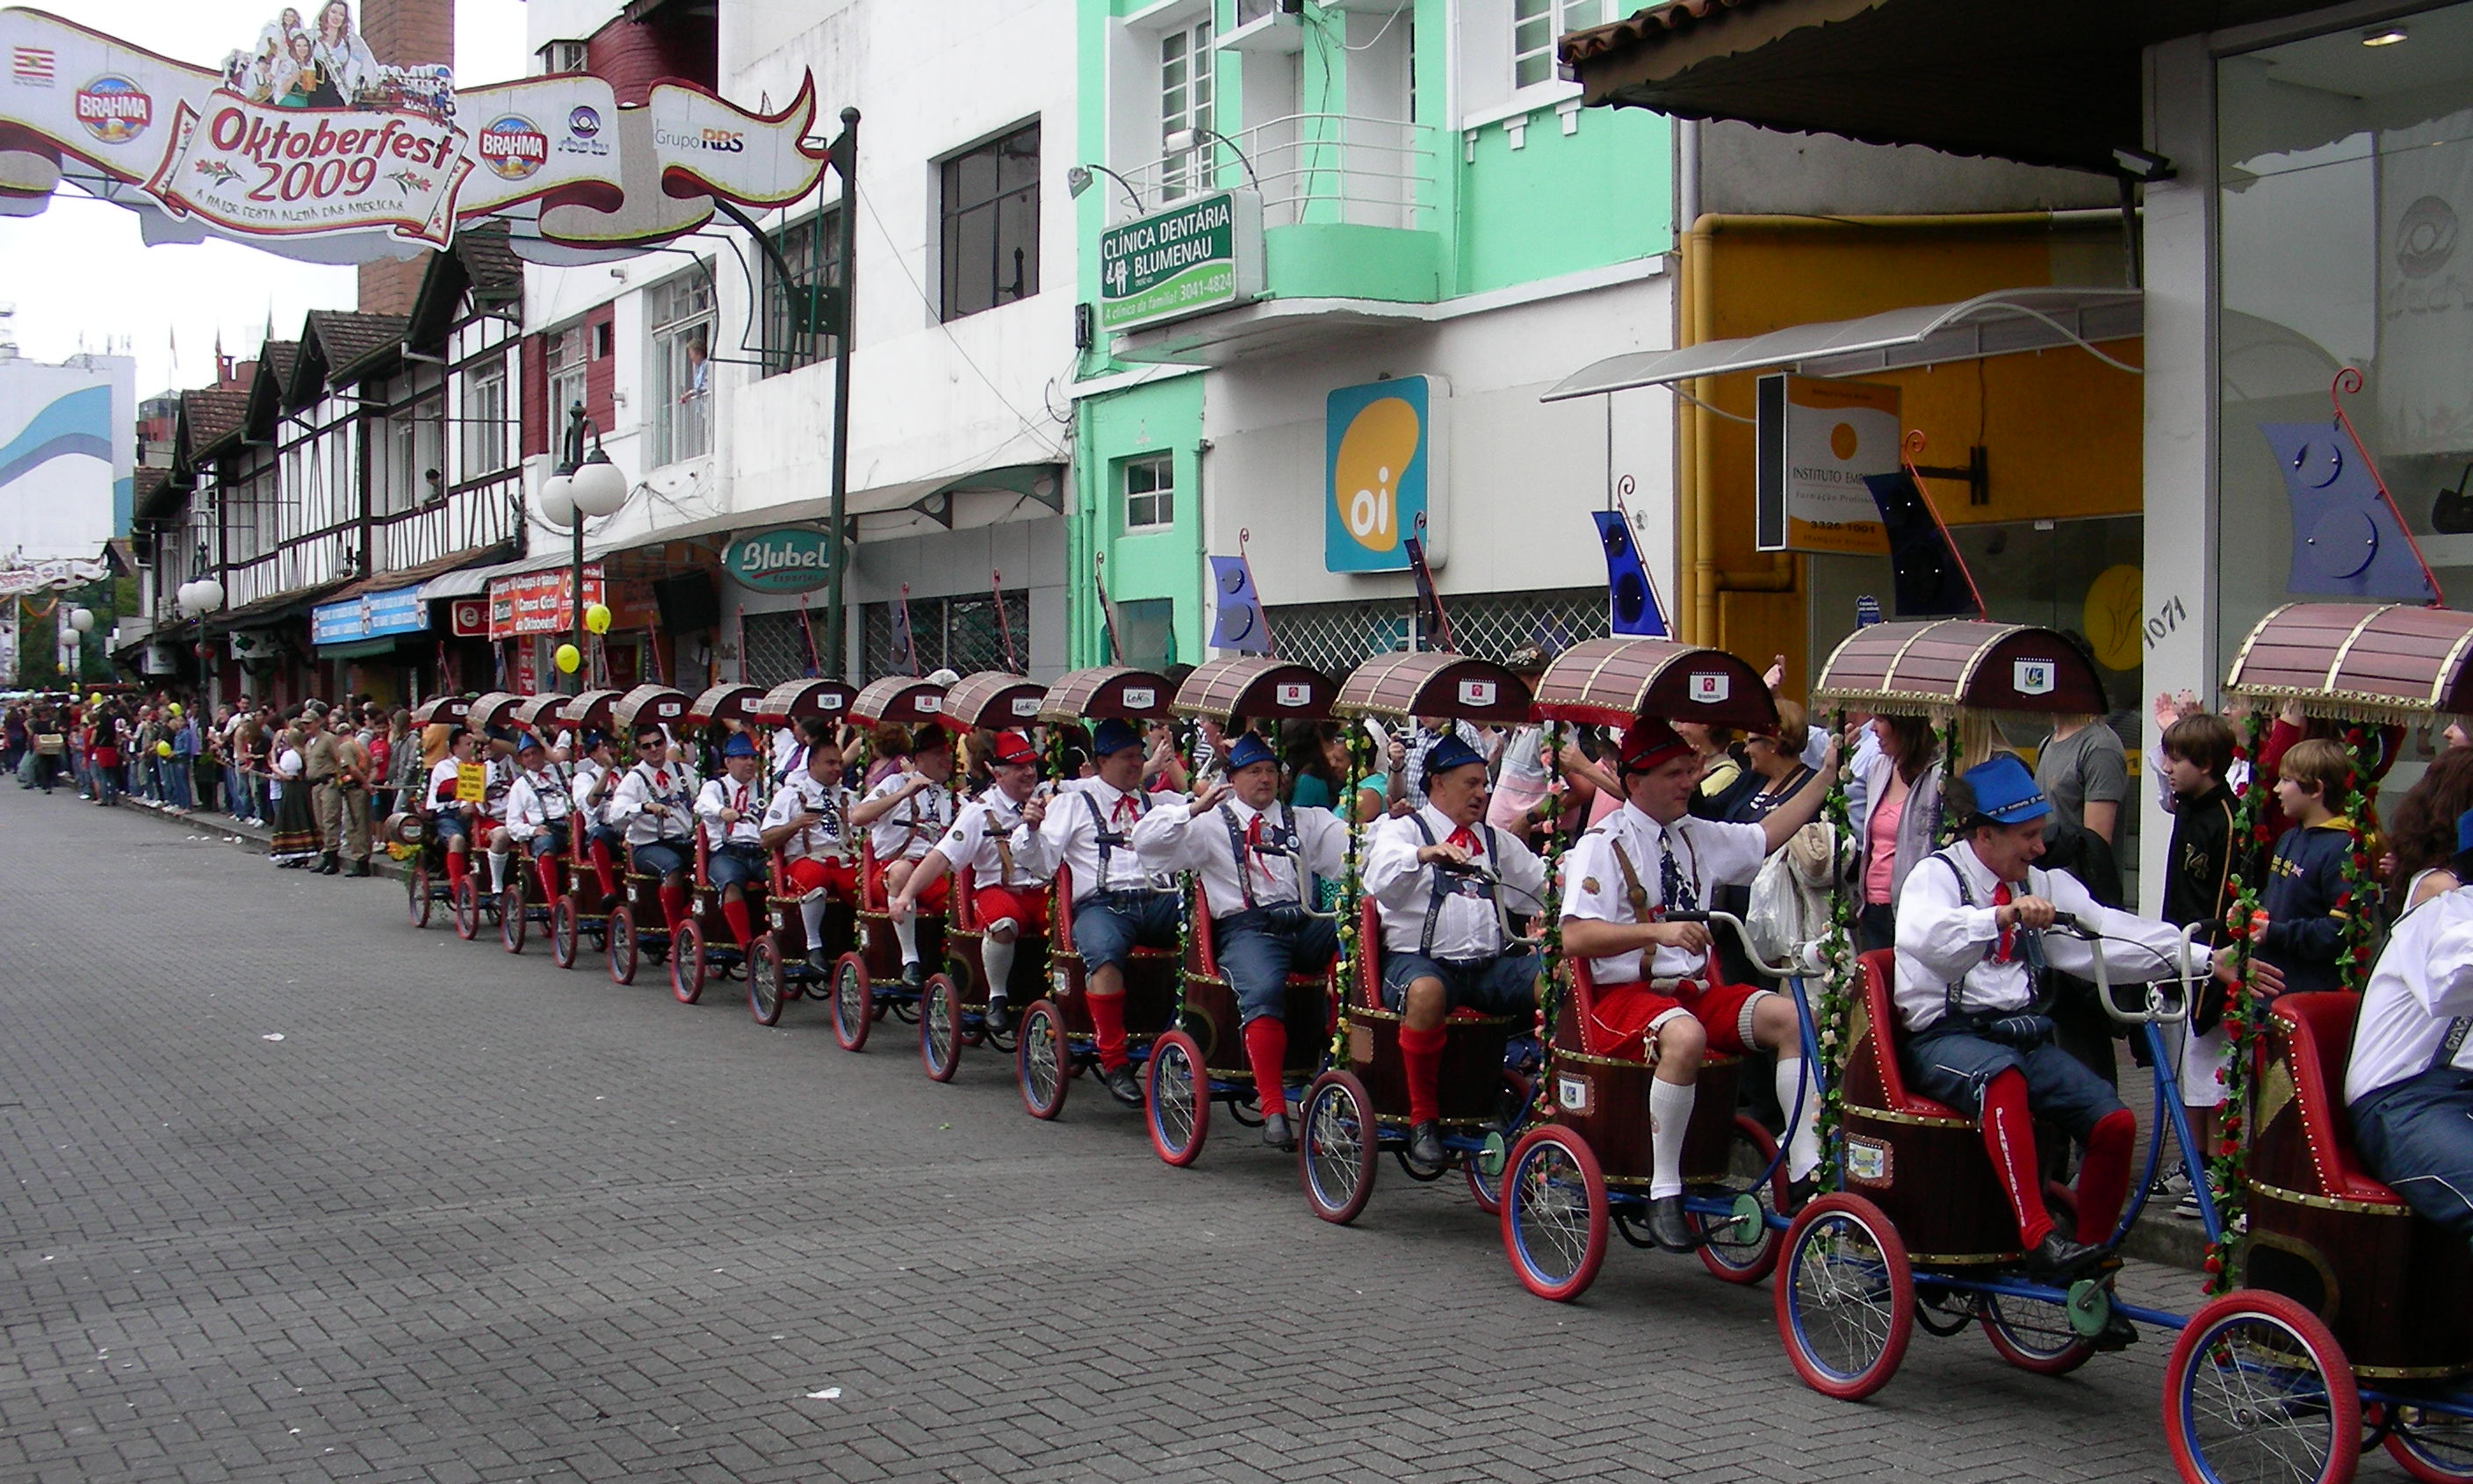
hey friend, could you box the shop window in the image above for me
[761,210,842,376]
[940,121,1041,321]
[459,356,508,481]
[863,589,1031,676]
[649,271,713,465]
[1513,0,1602,90]
[545,324,588,425]
[1159,20,1214,201]
[1122,452,1174,530]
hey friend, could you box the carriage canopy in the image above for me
[1333,652,1532,725]
[610,685,694,736]
[851,675,949,727]
[1532,638,1777,731]
[1037,666,1175,724]
[509,695,570,733]
[465,691,525,731]
[2224,602,2473,724]
[1813,619,2107,717]
[1172,657,1337,725]
[936,672,1048,732]
[751,679,858,724]
[408,695,470,728]
[685,683,766,725]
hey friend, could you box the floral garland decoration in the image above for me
[2333,727,2383,993]
[1935,710,1962,847]
[1527,724,1573,1127]
[1170,715,1198,1041]
[2203,710,2268,1296]
[1811,706,1857,1187]
[1330,722,1374,1070]
[1038,722,1067,998]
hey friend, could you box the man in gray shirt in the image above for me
[2036,716,2129,846]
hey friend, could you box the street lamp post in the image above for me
[539,402,630,694]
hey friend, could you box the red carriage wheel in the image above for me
[607,904,638,985]
[1298,1070,1377,1224]
[1145,1030,1208,1167]
[1775,1192,1914,1401]
[1690,1114,1789,1286]
[451,877,479,940]
[671,919,706,1004]
[831,952,873,1052]
[550,897,578,969]
[746,938,786,1027]
[1015,998,1070,1120]
[500,886,527,954]
[407,863,433,928]
[1501,1125,1608,1302]
[2164,1289,2360,1484]
[919,974,962,1082]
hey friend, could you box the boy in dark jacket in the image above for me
[2258,738,2354,998]
[2159,710,2241,1215]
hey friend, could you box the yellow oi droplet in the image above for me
[1332,397,1422,555]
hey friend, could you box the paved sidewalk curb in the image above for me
[113,794,415,884]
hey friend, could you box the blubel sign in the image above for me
[723,526,835,592]
[1325,375,1447,573]
[1096,190,1263,334]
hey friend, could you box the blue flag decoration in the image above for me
[1864,468,1983,618]
[1208,555,1271,654]
[1592,510,1667,637]
[2260,421,2440,602]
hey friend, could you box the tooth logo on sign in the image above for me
[1457,680,1496,708]
[1275,682,1309,708]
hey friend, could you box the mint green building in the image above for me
[1069,0,1677,671]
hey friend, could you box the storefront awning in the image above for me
[1542,287,2141,402]
[602,462,1067,551]
[1557,0,2335,175]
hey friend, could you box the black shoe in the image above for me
[1262,1112,1295,1151]
[1101,1063,1144,1109]
[2021,1231,2109,1283]
[1644,1194,1702,1253]
[1405,1120,1446,1168]
[981,998,1011,1035]
[900,961,925,989]
[349,860,371,877]
[317,854,340,875]
[1785,1174,1821,1216]
[804,949,830,976]
[2093,1310,2139,1352]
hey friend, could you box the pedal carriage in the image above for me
[1497,638,1813,1299]
[915,670,1050,1080]
[1772,619,2228,1403]
[663,683,772,1005]
[1141,655,1345,1165]
[1013,666,1184,1120]
[2159,602,2473,1484]
[740,678,862,1027]
[603,684,695,986]
[542,688,629,969]
[827,674,954,1051]
[1294,650,1539,1222]
[447,689,527,940]
[491,691,582,955]
[396,694,472,930]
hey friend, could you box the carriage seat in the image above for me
[1349,897,1508,1018]
[2265,992,2405,1208]
[1853,949,1972,1124]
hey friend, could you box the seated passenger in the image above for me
[606,722,698,942]
[426,728,481,890]
[761,719,859,974]
[2347,810,2473,1252]
[502,733,574,904]
[849,725,956,986]
[1894,755,2264,1299]
[1133,731,1345,1149]
[892,731,1054,1034]
[1039,717,1188,1108]
[1361,734,1547,1167]
[1560,717,1836,1251]
[569,729,625,900]
[695,732,770,954]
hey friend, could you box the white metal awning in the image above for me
[1541,287,2143,401]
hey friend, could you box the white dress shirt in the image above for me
[1364,804,1547,960]
[696,774,767,847]
[861,772,955,862]
[2347,886,2473,1105]
[936,793,1053,889]
[504,765,574,841]
[427,756,465,813]
[762,772,856,862]
[571,758,613,825]
[1560,803,1768,984]
[1893,842,2205,1034]
[1040,776,1187,902]
[478,755,515,821]
[608,760,697,847]
[1135,796,1345,919]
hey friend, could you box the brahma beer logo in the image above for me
[478,114,547,181]
[76,75,151,143]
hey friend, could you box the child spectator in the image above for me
[2256,737,2355,998]
[2158,710,2240,1216]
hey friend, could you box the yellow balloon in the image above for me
[584,602,613,636]
[88,693,102,707]
[155,740,173,758]
[554,643,581,674]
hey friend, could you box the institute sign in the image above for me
[723,526,836,593]
[1097,190,1263,334]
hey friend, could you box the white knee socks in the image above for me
[1648,1077,1697,1199]
[981,929,1015,1002]
[487,849,508,892]
[892,907,919,965]
[1777,1055,1822,1182]
[799,894,828,947]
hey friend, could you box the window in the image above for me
[649,272,714,465]
[761,210,842,377]
[939,121,1040,321]
[1513,0,1602,90]
[864,589,1031,676]
[544,324,588,430]
[1159,20,1214,201]
[536,39,587,75]
[460,356,508,480]
[1122,453,1174,529]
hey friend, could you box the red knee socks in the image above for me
[1399,1024,1449,1126]
[721,897,754,951]
[2074,1108,2138,1246]
[536,855,561,904]
[590,839,619,898]
[1244,1018,1288,1119]
[1087,991,1128,1071]
[1978,1070,2053,1249]
[659,883,689,939]
[444,849,466,888]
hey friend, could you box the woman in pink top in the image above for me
[1854,714,1943,952]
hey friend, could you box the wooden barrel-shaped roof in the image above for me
[935,671,1046,732]
[851,675,948,726]
[466,690,525,730]
[1813,619,2106,716]
[2224,602,2473,722]
[408,695,470,728]
[1172,656,1337,724]
[685,683,765,724]
[751,679,859,723]
[610,684,693,735]
[562,688,627,732]
[1532,638,1778,731]
[509,694,570,733]
[1038,666,1174,723]
[1333,652,1532,724]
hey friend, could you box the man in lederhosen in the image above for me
[608,722,699,943]
[695,732,771,955]
[2348,808,2473,1254]
[850,725,957,986]
[892,731,1054,1033]
[761,722,860,975]
[1134,731,1345,1148]
[503,733,574,906]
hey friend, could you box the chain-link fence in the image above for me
[862,590,1031,676]
[1264,586,1609,676]
[740,609,828,686]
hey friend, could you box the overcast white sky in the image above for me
[0,0,529,396]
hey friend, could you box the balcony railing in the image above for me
[1120,113,1434,231]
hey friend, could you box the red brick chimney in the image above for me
[355,0,454,317]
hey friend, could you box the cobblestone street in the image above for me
[0,789,2211,1483]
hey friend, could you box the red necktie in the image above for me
[1114,794,1137,824]
[1446,825,1479,853]
[1244,815,1275,882]
[654,771,669,790]
[732,784,747,815]
[1992,881,2015,963]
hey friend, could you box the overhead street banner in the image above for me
[0,5,830,263]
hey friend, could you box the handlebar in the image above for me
[2044,916,2197,1027]
[1658,910,1807,980]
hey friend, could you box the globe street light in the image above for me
[539,402,631,692]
